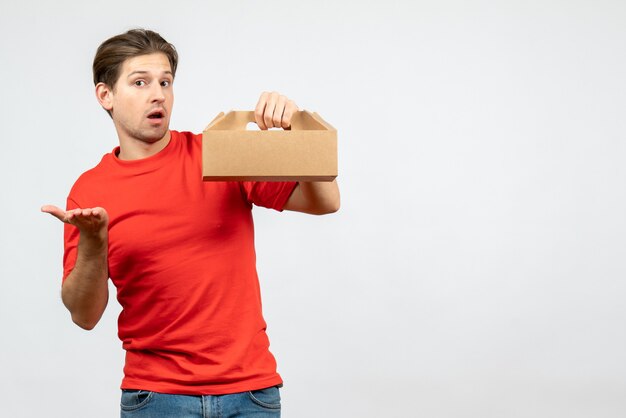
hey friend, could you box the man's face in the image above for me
[104,52,174,144]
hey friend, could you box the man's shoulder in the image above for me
[174,129,201,137]
[171,130,203,158]
[173,129,202,143]
[80,151,113,177]
[68,152,113,198]
[67,131,201,197]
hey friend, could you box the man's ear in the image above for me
[95,82,114,111]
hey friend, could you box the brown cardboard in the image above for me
[202,111,337,181]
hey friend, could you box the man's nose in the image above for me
[151,84,166,102]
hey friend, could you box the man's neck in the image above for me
[117,131,171,161]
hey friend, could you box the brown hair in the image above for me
[92,28,178,89]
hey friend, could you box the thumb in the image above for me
[41,205,68,223]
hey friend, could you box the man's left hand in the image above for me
[254,91,299,130]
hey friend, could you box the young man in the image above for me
[42,29,339,417]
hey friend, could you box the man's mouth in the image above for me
[147,109,165,120]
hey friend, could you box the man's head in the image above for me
[93,29,177,150]
[93,29,178,92]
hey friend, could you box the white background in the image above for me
[1,1,625,417]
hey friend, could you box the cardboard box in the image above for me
[202,111,337,181]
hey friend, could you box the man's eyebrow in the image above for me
[127,70,173,78]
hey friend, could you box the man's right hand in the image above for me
[41,204,110,330]
[41,205,109,240]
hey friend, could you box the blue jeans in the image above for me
[120,386,281,417]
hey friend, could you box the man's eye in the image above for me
[161,80,171,87]
[134,80,146,86]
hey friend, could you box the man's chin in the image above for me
[139,126,169,143]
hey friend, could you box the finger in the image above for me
[281,100,299,129]
[67,211,96,229]
[92,207,109,223]
[263,92,279,129]
[66,208,88,222]
[41,205,69,223]
[255,92,269,130]
[41,204,62,215]
[73,209,98,225]
[273,95,288,129]
[65,210,79,223]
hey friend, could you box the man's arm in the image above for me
[254,91,341,215]
[41,205,109,330]
[283,180,340,215]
